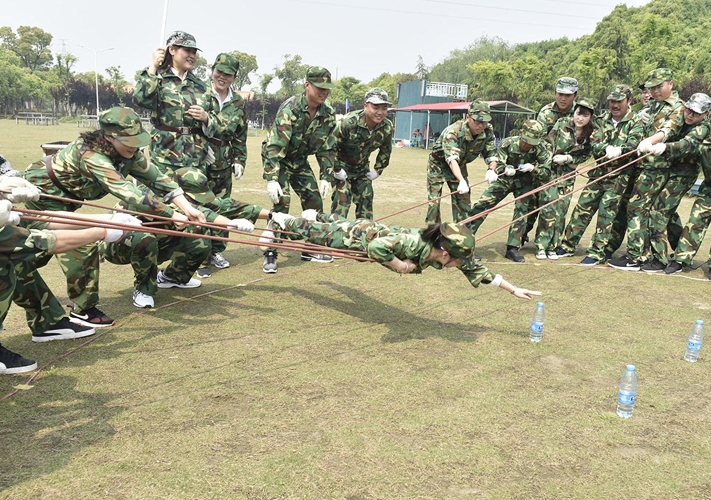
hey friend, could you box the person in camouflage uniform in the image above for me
[639,93,711,272]
[533,98,598,259]
[265,211,541,299]
[260,66,338,273]
[468,120,552,263]
[555,84,645,265]
[23,107,207,325]
[608,68,686,271]
[425,101,498,225]
[332,88,394,219]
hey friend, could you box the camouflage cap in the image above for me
[607,84,633,101]
[685,93,711,114]
[306,66,334,90]
[364,88,391,105]
[99,107,150,148]
[575,97,596,113]
[166,31,200,51]
[439,222,475,266]
[644,68,673,88]
[213,52,239,76]
[556,77,578,95]
[468,100,492,122]
[520,119,545,145]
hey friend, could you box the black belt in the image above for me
[154,124,202,135]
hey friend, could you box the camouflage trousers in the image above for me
[469,173,535,249]
[270,160,324,214]
[673,181,711,265]
[425,159,471,225]
[648,173,699,264]
[331,174,375,220]
[282,214,393,251]
[101,227,211,296]
[206,164,233,254]
[621,168,669,260]
[606,167,641,257]
[533,176,573,253]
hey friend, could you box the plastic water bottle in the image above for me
[684,319,705,362]
[529,302,544,343]
[616,365,638,419]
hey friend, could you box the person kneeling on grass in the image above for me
[266,211,541,299]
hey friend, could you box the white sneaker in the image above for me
[157,270,202,289]
[133,289,155,308]
[546,251,559,261]
[258,220,275,251]
[210,253,230,269]
[535,250,547,260]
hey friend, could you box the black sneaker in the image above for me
[663,261,683,274]
[641,258,666,273]
[69,307,114,327]
[504,247,525,263]
[608,255,641,271]
[0,344,37,374]
[580,256,600,266]
[196,267,212,279]
[33,317,96,343]
[301,252,334,263]
[263,251,278,273]
[555,247,574,257]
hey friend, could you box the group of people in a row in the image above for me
[0,30,540,376]
[428,70,711,276]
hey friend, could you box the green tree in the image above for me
[0,25,53,71]
[274,54,308,98]
[229,51,258,90]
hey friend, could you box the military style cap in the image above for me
[644,68,673,88]
[165,31,200,51]
[607,84,633,101]
[685,93,711,114]
[213,53,239,76]
[99,107,150,148]
[575,97,596,113]
[306,66,334,90]
[556,77,578,95]
[520,119,545,145]
[439,222,475,266]
[468,101,492,122]
[364,88,391,105]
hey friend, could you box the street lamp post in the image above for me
[77,45,114,117]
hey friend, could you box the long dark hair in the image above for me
[78,130,119,158]
[421,223,444,248]
[573,105,594,144]
[158,47,175,73]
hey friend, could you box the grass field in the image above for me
[0,120,710,499]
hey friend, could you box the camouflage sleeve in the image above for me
[458,263,497,288]
[532,143,553,182]
[440,124,462,163]
[217,98,248,166]
[482,128,498,163]
[132,69,161,112]
[373,121,394,173]
[315,127,336,181]
[0,225,57,258]
[365,234,411,265]
[656,104,685,141]
[622,118,646,153]
[262,105,296,181]
[231,121,248,167]
[666,123,710,158]
[590,122,607,159]
[126,152,180,206]
[497,138,514,174]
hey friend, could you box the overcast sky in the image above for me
[4,0,650,89]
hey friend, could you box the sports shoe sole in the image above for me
[32,328,97,343]
[263,267,277,274]
[607,263,640,272]
[300,255,334,263]
[157,281,201,289]
[68,315,114,328]
[3,362,38,374]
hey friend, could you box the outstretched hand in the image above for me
[512,288,542,300]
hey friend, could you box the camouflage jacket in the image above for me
[537,101,575,134]
[429,119,498,169]
[589,109,645,178]
[642,92,685,170]
[334,110,393,175]
[261,93,337,182]
[663,118,711,177]
[206,85,248,170]
[0,225,56,260]
[133,68,216,169]
[546,117,597,175]
[497,135,553,183]
[366,229,496,287]
[23,140,178,216]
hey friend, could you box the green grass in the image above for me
[0,120,710,499]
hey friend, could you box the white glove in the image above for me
[637,108,650,125]
[301,209,318,221]
[637,138,654,154]
[485,169,498,184]
[0,200,20,226]
[504,166,516,176]
[233,162,244,179]
[227,218,255,232]
[519,163,535,173]
[270,211,295,229]
[456,179,470,194]
[110,212,143,227]
[552,154,573,165]
[0,158,17,176]
[319,179,332,199]
[333,169,347,181]
[366,170,379,180]
[650,143,667,156]
[0,177,41,203]
[605,145,622,159]
[205,146,215,166]
[266,180,283,204]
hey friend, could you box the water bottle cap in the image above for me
[626,364,635,371]
[696,319,704,325]
[537,302,544,307]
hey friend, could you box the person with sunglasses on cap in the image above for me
[425,100,499,226]
[468,120,552,263]
[263,210,541,299]
[331,88,394,220]
[555,84,645,266]
[533,98,599,260]
[260,66,338,273]
[638,92,711,273]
